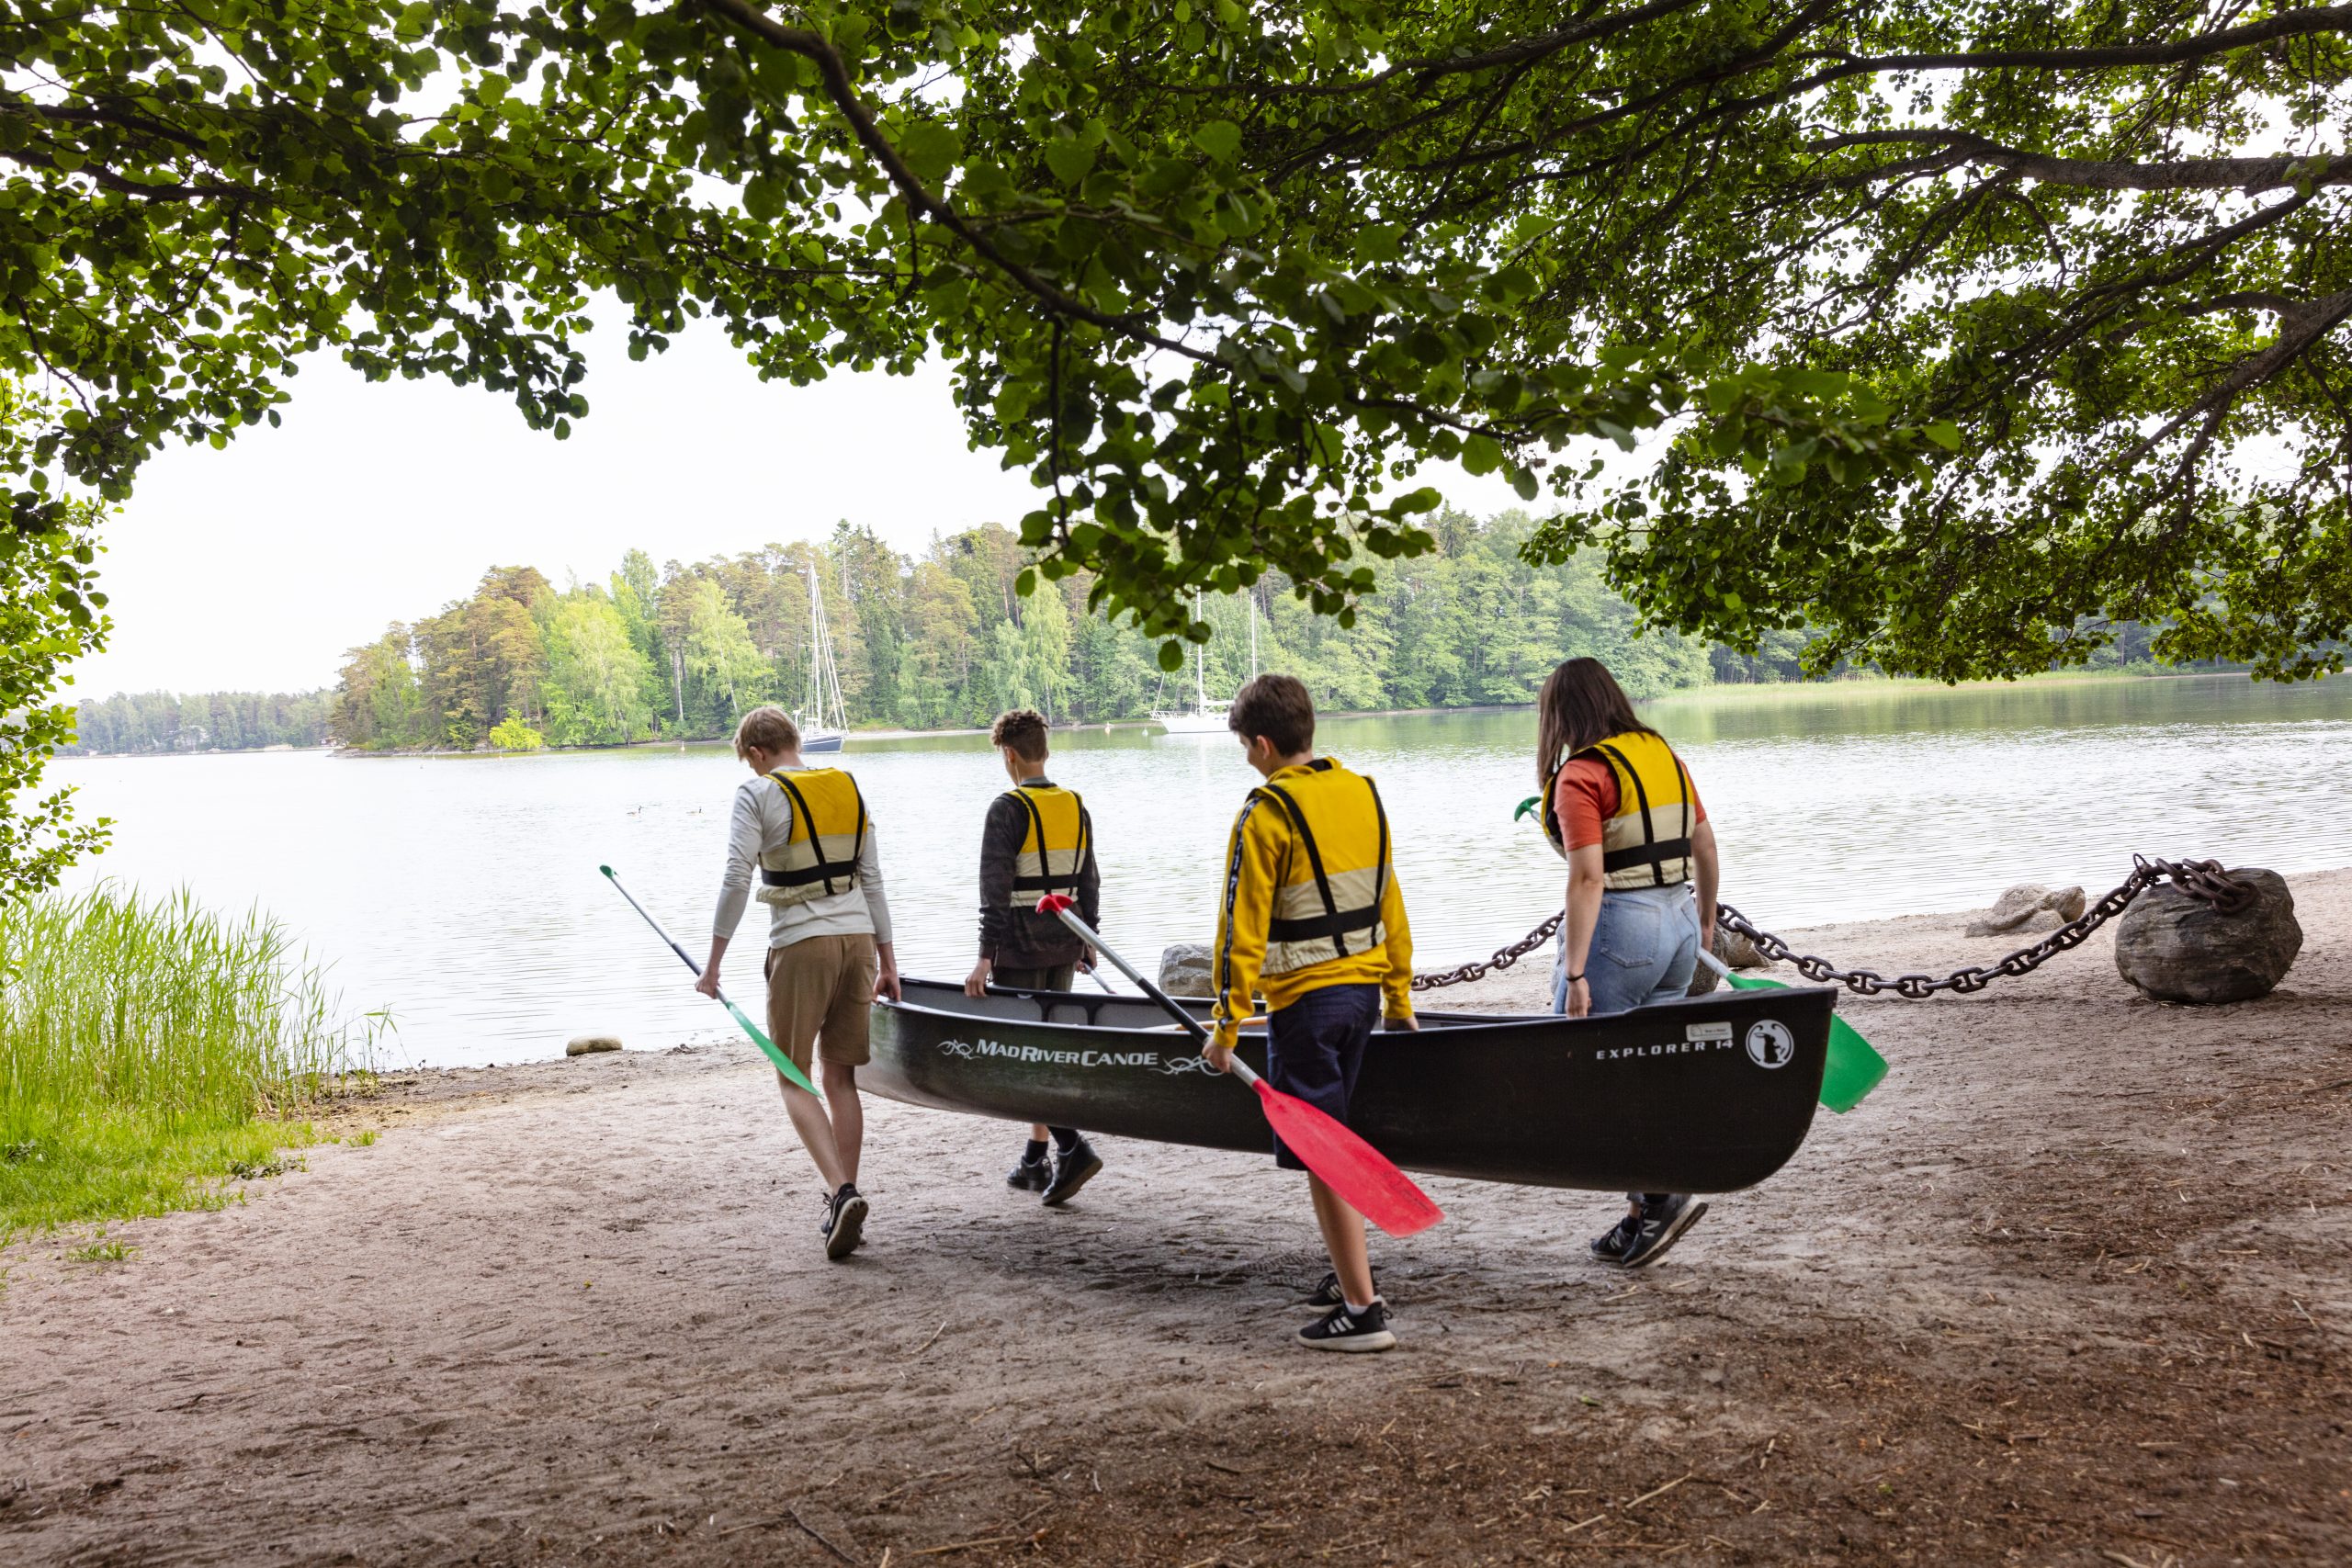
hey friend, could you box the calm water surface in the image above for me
[53,674,2352,1066]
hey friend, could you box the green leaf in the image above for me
[899,120,964,186]
[1044,138,1096,186]
[1192,120,1242,163]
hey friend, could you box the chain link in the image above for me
[1411,856,2253,997]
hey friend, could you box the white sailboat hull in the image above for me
[1151,709,1228,734]
[800,729,846,753]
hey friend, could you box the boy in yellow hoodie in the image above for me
[1206,673,1417,1352]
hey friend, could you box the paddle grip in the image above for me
[1695,947,1731,978]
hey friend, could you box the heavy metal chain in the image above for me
[1411,856,2251,997]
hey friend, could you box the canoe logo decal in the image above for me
[936,1036,1183,1072]
[1745,1020,1795,1069]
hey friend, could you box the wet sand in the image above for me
[6,873,2348,1565]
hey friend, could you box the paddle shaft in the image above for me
[1038,899,1271,1087]
[599,865,822,1098]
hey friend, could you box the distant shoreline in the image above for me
[62,668,2257,760]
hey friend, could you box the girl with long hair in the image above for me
[1534,656,1721,1269]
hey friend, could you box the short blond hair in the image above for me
[733,705,801,758]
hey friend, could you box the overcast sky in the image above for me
[67,319,1525,698]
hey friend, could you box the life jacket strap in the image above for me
[1005,786,1089,896]
[1252,773,1389,959]
[1600,838,1694,875]
[1586,739,1692,888]
[766,769,866,896]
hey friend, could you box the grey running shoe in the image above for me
[1296,1299,1396,1353]
[1620,1195,1707,1270]
[1590,1212,1641,1265]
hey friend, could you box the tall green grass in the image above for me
[1,886,374,1238]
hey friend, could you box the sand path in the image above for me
[6,874,2349,1565]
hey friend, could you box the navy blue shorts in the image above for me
[1264,983,1382,1171]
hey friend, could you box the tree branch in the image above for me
[695,0,1216,367]
[1814,130,2350,192]
[1805,6,2352,77]
[0,142,255,202]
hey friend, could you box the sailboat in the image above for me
[797,558,848,753]
[1151,591,1257,735]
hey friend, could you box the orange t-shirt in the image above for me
[1553,756,1708,852]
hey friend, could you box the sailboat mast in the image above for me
[1249,592,1258,682]
[805,560,821,723]
[1193,590,1206,712]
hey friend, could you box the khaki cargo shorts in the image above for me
[763,933,879,1076]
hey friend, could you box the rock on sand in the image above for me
[2112,866,2301,1003]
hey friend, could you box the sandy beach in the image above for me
[5,873,2347,1565]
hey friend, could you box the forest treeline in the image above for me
[68,509,2183,756]
[64,690,332,756]
[323,510,1777,752]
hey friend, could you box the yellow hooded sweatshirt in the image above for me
[1209,756,1414,1049]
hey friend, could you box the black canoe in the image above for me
[867,977,1837,1193]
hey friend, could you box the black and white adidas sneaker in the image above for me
[1296,1299,1396,1353]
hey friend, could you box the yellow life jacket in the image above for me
[756,767,869,906]
[1541,728,1695,888]
[1250,758,1392,977]
[1003,783,1091,908]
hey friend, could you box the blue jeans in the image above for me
[1554,883,1701,1208]
[1552,883,1702,1017]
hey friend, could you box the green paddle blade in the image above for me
[1513,795,1541,821]
[723,997,822,1098]
[1723,973,1887,1113]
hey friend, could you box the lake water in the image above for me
[51,673,2352,1067]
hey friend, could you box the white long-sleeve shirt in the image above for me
[712,770,895,950]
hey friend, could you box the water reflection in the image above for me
[54,673,2352,1066]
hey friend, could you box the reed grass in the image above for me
[1,885,373,1238]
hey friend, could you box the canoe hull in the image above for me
[867,979,1835,1193]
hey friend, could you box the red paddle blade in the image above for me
[1250,1081,1444,1237]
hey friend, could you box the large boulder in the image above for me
[1158,942,1217,998]
[2113,868,2300,1004]
[1965,883,2086,938]
[1687,924,1768,996]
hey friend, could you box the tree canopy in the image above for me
[5,1,2348,882]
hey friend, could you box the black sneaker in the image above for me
[1296,1299,1396,1353]
[1589,1212,1641,1265]
[821,1184,868,1261]
[1620,1195,1707,1270]
[1006,1155,1052,1193]
[1303,1270,1385,1310]
[1040,1136,1102,1207]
